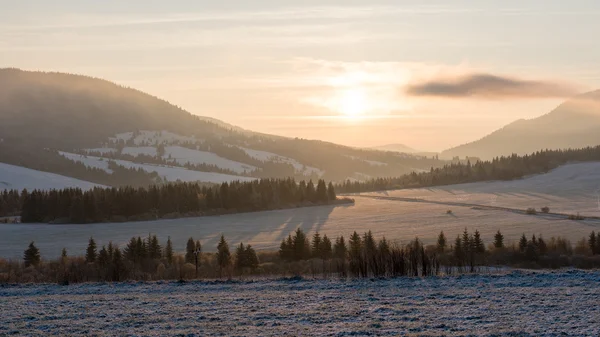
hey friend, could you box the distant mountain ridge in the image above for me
[441,90,600,159]
[0,68,447,189]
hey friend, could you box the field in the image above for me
[2,162,600,259]
[1,270,599,336]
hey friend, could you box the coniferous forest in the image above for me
[7,179,342,224]
[336,146,600,193]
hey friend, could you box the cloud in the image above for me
[405,73,579,99]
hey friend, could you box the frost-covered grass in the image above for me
[1,270,599,336]
[0,162,102,191]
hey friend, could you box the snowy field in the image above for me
[364,161,600,217]
[1,270,599,336]
[0,162,102,191]
[2,162,600,259]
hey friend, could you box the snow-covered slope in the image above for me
[238,146,323,177]
[0,162,101,191]
[60,152,255,184]
[165,146,255,173]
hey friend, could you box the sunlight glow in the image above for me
[337,88,369,118]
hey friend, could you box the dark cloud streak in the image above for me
[406,73,578,99]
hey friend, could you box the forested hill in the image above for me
[0,69,446,186]
[337,146,600,193]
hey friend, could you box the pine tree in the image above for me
[453,235,463,265]
[473,230,485,253]
[165,236,174,264]
[493,230,504,249]
[24,241,41,267]
[124,237,137,262]
[292,228,310,261]
[311,232,322,259]
[519,234,528,252]
[320,235,333,260]
[61,248,67,259]
[112,247,124,281]
[148,234,161,259]
[98,245,109,266]
[333,236,347,260]
[327,182,336,201]
[244,245,259,270]
[235,242,246,273]
[185,237,195,264]
[85,237,97,263]
[589,231,597,255]
[216,235,231,277]
[437,231,447,253]
[316,180,328,202]
[279,236,293,261]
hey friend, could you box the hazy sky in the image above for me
[2,0,600,151]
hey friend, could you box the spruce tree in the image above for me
[316,180,328,202]
[61,248,67,259]
[148,234,162,259]
[24,241,41,267]
[292,228,310,261]
[85,237,97,263]
[589,231,597,255]
[123,237,137,262]
[436,231,447,253]
[112,247,124,281]
[98,245,109,266]
[165,236,174,264]
[311,232,322,259]
[519,234,528,252]
[320,235,333,260]
[453,235,463,265]
[216,235,231,277]
[473,230,485,253]
[235,242,246,273]
[185,237,195,264]
[493,230,504,249]
[333,236,347,260]
[244,245,259,270]
[327,182,336,201]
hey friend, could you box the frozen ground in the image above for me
[364,161,600,217]
[2,162,600,259]
[1,270,599,336]
[0,162,102,191]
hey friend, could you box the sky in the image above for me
[2,0,600,151]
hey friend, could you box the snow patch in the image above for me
[0,162,102,191]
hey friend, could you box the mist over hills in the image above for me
[442,90,600,159]
[0,69,444,188]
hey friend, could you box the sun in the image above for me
[336,88,369,118]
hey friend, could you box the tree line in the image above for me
[8,228,600,284]
[336,146,600,193]
[10,178,340,223]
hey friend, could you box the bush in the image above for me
[446,210,453,214]
[526,208,537,215]
[541,206,550,213]
[568,213,585,220]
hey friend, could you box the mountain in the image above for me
[0,69,448,189]
[441,90,600,160]
[371,144,417,153]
